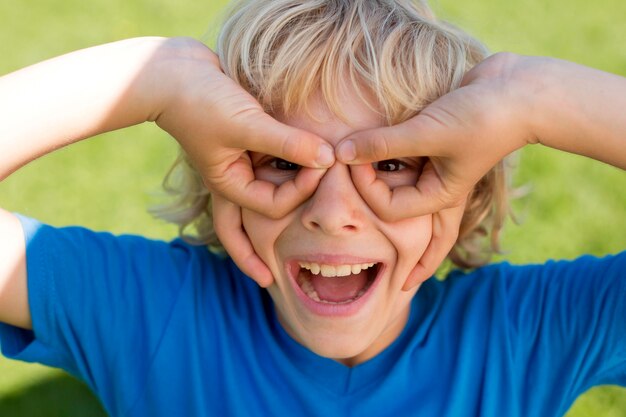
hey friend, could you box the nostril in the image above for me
[306,221,357,233]
[301,195,365,234]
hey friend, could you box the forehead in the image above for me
[277,89,385,146]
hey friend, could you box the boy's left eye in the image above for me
[371,157,424,188]
[374,159,406,172]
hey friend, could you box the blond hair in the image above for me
[154,0,510,269]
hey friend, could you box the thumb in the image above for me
[335,114,447,164]
[234,111,335,168]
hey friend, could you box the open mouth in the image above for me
[295,261,381,305]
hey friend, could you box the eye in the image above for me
[369,157,425,189]
[374,159,406,172]
[270,158,300,171]
[251,153,301,186]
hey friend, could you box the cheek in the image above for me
[241,209,290,271]
[381,215,432,272]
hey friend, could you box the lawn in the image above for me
[0,0,624,416]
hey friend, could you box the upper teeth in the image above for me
[298,262,376,277]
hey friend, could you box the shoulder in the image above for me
[438,252,626,346]
[17,213,220,272]
[428,252,626,327]
[15,214,250,313]
[442,251,625,290]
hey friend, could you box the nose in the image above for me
[300,163,368,235]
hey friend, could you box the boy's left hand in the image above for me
[334,53,626,221]
[403,202,465,290]
[334,52,529,221]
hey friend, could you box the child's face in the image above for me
[241,90,433,366]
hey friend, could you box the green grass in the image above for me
[0,0,625,416]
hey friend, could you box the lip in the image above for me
[285,254,386,317]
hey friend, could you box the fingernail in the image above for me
[337,140,356,162]
[317,144,335,167]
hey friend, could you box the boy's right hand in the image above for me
[0,37,333,300]
[153,39,335,282]
[155,38,334,218]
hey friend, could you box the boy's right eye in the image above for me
[270,158,300,171]
[251,153,301,185]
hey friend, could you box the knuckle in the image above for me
[280,133,304,163]
[263,194,293,219]
[441,188,468,209]
[266,206,286,219]
[437,192,456,208]
[373,203,400,222]
[273,204,294,219]
[379,211,400,222]
[370,134,390,161]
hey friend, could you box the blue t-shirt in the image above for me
[1,216,625,417]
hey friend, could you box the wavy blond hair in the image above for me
[153,0,510,269]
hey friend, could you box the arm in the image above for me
[0,37,166,330]
[337,53,626,216]
[0,37,333,329]
[526,56,626,168]
[0,37,169,180]
[335,53,626,281]
[0,209,28,328]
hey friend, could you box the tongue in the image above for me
[310,270,369,302]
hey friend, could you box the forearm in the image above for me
[522,56,626,168]
[0,37,180,180]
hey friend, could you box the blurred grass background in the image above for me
[0,0,624,416]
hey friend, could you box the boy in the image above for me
[0,1,624,416]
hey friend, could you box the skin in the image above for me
[0,37,333,328]
[220,54,626,288]
[0,37,623,345]
[237,92,440,366]
[336,53,626,219]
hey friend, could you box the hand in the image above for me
[155,38,335,217]
[403,202,466,290]
[211,194,274,286]
[152,39,335,284]
[336,52,532,220]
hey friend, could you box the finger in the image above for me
[212,194,274,287]
[349,163,459,220]
[216,164,327,218]
[232,111,335,168]
[402,203,465,291]
[336,114,446,164]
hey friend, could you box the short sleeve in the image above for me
[504,253,626,397]
[0,215,193,410]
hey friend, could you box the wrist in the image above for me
[146,37,218,122]
[516,56,626,167]
[126,37,194,122]
[491,53,551,148]
[512,56,570,148]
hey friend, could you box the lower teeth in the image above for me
[298,273,369,304]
